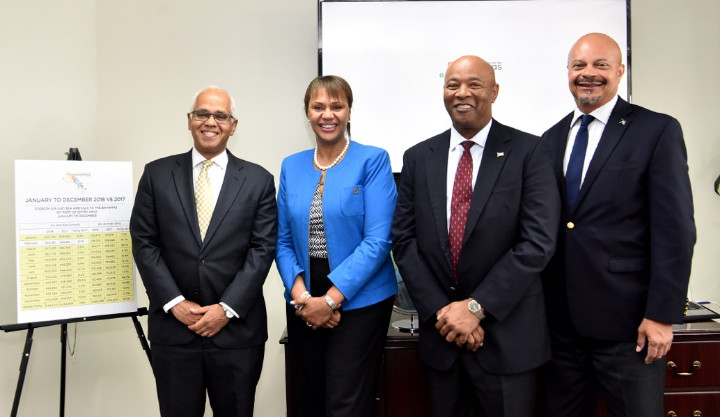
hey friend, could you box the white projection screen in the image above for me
[320,0,630,171]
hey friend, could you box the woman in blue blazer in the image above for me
[276,75,397,417]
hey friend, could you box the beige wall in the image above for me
[0,1,717,415]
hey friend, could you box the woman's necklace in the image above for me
[314,139,350,171]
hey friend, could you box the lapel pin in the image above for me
[497,152,505,157]
[619,119,627,125]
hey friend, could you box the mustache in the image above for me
[576,76,606,85]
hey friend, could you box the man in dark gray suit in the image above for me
[392,56,560,417]
[541,33,695,417]
[130,86,277,417]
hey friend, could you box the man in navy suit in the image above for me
[541,33,696,417]
[392,56,560,417]
[130,87,277,417]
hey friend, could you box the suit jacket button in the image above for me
[450,286,456,291]
[353,187,359,194]
[200,259,205,266]
[194,288,200,296]
[567,222,575,229]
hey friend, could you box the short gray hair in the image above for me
[190,86,237,118]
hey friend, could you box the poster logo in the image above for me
[63,173,90,192]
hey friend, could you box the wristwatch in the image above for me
[467,298,485,321]
[221,304,234,319]
[323,294,338,312]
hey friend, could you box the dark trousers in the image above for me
[286,258,394,417]
[542,330,665,417]
[151,340,264,417]
[426,349,538,417]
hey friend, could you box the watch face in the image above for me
[468,299,484,320]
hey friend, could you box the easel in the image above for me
[0,309,151,417]
[1,148,151,416]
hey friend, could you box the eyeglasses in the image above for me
[189,110,234,123]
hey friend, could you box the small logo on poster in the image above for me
[63,172,90,192]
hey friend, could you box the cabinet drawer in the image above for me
[665,340,720,387]
[379,344,432,417]
[665,391,720,416]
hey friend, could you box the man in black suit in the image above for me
[391,56,560,417]
[130,86,277,417]
[541,33,696,417]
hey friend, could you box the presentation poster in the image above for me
[15,160,136,323]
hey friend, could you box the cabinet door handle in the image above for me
[666,360,701,376]
[668,410,704,416]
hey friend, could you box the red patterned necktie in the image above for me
[449,141,474,280]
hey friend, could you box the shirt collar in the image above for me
[449,119,493,151]
[192,148,228,170]
[572,95,619,127]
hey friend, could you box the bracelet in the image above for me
[295,291,312,311]
[323,294,338,312]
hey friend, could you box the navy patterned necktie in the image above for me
[449,141,474,281]
[566,114,594,210]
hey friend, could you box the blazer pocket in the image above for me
[228,203,256,213]
[608,257,648,273]
[340,185,364,216]
[491,184,520,194]
[490,178,521,194]
[605,160,644,171]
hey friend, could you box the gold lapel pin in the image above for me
[497,152,505,157]
[619,119,627,125]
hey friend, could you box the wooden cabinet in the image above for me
[663,321,720,417]
[375,321,431,417]
[283,318,720,417]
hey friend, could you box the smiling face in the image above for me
[187,89,238,159]
[306,87,350,145]
[443,56,499,139]
[567,33,625,113]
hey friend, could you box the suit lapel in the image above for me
[202,152,246,245]
[171,151,202,245]
[574,99,632,210]
[423,132,452,269]
[463,121,511,243]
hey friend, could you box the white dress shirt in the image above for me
[563,95,619,186]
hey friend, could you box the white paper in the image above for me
[14,160,136,323]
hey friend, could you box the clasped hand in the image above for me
[294,296,341,330]
[171,300,230,338]
[436,300,484,351]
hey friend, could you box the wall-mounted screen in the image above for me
[320,0,629,171]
